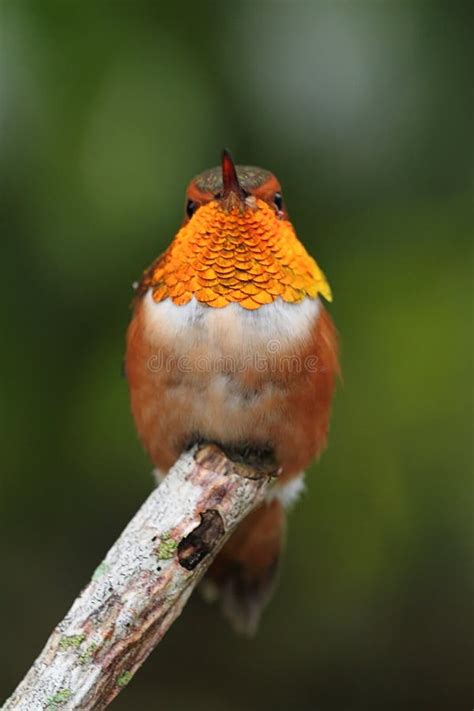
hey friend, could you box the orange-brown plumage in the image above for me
[126,151,339,633]
[139,198,331,310]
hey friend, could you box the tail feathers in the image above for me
[218,557,280,636]
[202,499,285,636]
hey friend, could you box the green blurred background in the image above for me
[1,1,472,709]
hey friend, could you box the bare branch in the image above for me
[3,445,276,710]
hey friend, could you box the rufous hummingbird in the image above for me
[126,150,339,634]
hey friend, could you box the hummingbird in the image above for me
[126,150,339,634]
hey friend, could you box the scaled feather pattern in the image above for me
[142,200,332,310]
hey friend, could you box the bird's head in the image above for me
[141,150,331,310]
[184,149,287,224]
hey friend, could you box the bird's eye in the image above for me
[273,192,284,212]
[186,199,198,219]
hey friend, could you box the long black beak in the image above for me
[221,149,245,199]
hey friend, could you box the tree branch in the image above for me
[3,445,276,710]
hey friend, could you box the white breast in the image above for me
[143,291,321,357]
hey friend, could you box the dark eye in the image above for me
[273,192,284,212]
[186,199,198,219]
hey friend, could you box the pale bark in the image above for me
[3,445,276,710]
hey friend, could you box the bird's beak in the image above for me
[221,149,245,205]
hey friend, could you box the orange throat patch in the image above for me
[142,199,332,310]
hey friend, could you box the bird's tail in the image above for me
[201,498,285,636]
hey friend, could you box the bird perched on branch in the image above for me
[126,150,339,634]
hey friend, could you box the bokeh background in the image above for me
[1,1,472,709]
